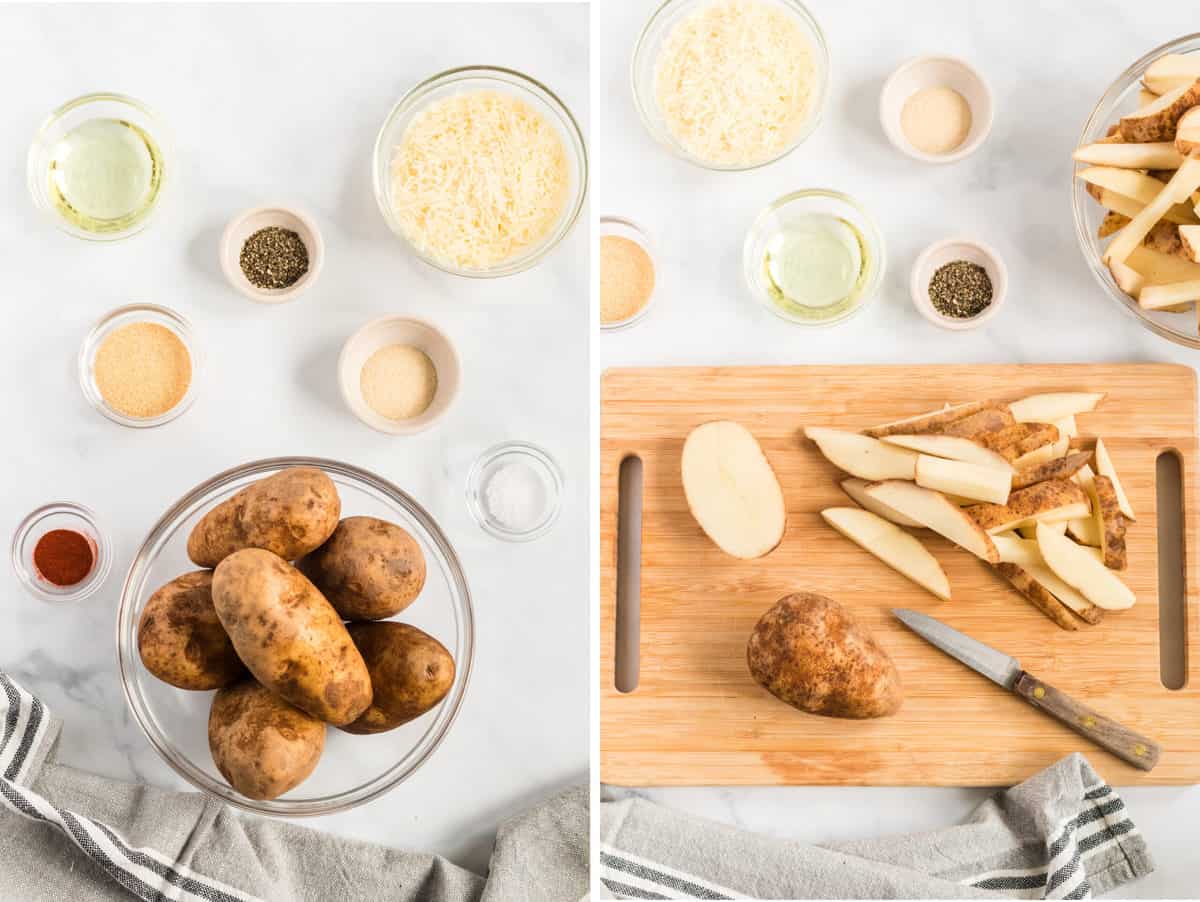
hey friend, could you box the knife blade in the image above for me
[893,608,1161,772]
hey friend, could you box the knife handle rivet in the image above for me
[1033,686,1045,699]
[1134,743,1148,757]
[1080,716,1096,729]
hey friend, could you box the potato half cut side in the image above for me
[821,507,950,601]
[681,421,786,559]
[840,478,923,528]
[1036,522,1135,610]
[805,427,918,482]
[862,480,998,563]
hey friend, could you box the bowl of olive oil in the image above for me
[743,189,885,327]
[28,93,167,241]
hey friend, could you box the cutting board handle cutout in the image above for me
[1157,450,1186,690]
[615,455,644,693]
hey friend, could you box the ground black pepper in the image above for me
[929,260,993,319]
[240,227,309,290]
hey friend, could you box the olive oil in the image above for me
[48,118,163,234]
[763,214,869,322]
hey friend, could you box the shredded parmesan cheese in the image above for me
[654,0,817,167]
[390,91,570,270]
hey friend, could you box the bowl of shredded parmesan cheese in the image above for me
[373,66,587,277]
[633,0,829,171]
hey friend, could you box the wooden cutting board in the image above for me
[600,364,1199,786]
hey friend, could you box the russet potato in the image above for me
[342,622,455,735]
[137,570,245,690]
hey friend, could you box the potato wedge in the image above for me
[1107,258,1145,297]
[1139,279,1200,309]
[1079,166,1184,207]
[1127,244,1200,281]
[1180,224,1200,262]
[1093,475,1127,571]
[1012,435,1069,471]
[1009,392,1105,423]
[862,480,998,563]
[915,455,1011,505]
[937,406,1015,440]
[1067,517,1102,547]
[840,478,923,529]
[1144,221,1190,259]
[863,401,990,438]
[805,427,918,481]
[1099,211,1129,238]
[1073,141,1184,169]
[993,534,1103,624]
[1177,106,1200,155]
[1094,187,1198,226]
[1144,53,1200,94]
[1094,438,1136,521]
[821,507,950,601]
[1118,80,1200,142]
[1105,158,1200,265]
[978,422,1059,460]
[967,479,1090,534]
[995,563,1080,631]
[880,434,1012,472]
[1012,450,1092,491]
[682,421,786,559]
[1036,522,1135,610]
[1018,520,1066,539]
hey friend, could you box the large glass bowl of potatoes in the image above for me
[116,457,474,816]
[1072,33,1200,349]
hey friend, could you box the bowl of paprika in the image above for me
[11,502,112,602]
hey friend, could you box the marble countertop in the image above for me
[598,0,1198,895]
[0,2,588,877]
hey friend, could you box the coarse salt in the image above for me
[484,462,547,532]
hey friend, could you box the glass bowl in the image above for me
[600,216,659,332]
[1072,33,1200,349]
[743,189,886,326]
[632,0,830,171]
[116,457,475,816]
[11,502,112,603]
[28,92,169,242]
[78,303,200,428]
[466,442,564,542]
[372,66,588,278]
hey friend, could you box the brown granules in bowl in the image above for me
[93,322,192,418]
[600,235,655,325]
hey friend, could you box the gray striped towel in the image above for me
[600,757,1153,900]
[0,670,588,902]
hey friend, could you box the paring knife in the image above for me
[893,608,1161,771]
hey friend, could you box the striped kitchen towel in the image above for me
[599,756,1152,900]
[0,671,588,902]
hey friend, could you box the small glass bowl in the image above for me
[743,189,886,327]
[1072,33,1200,349]
[28,92,170,242]
[78,304,200,428]
[466,442,564,542]
[632,0,830,171]
[372,66,588,278]
[600,216,659,332]
[116,457,474,816]
[11,502,112,603]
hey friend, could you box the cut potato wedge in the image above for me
[1073,141,1184,169]
[1093,475,1127,571]
[1099,211,1130,238]
[1018,521,1066,539]
[1052,416,1078,440]
[915,455,1012,505]
[1024,561,1104,624]
[993,533,1041,567]
[1079,166,1182,207]
[863,401,989,438]
[1138,279,1200,309]
[1094,438,1135,521]
[1012,450,1092,491]
[1144,53,1200,95]
[1105,158,1200,265]
[1012,436,1068,471]
[681,421,786,559]
[881,434,1012,472]
[1177,106,1200,155]
[967,479,1090,534]
[1107,258,1145,297]
[805,427,918,481]
[979,422,1059,457]
[938,407,1015,440]
[821,507,951,601]
[862,480,998,563]
[1009,392,1105,423]
[1095,187,1198,226]
[1118,79,1200,142]
[1127,243,1200,281]
[840,478,923,529]
[1180,224,1200,262]
[1067,517,1102,547]
[1036,522,1135,610]
[995,563,1080,631]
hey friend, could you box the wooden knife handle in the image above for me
[1014,672,1160,771]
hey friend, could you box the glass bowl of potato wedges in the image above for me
[1073,33,1200,349]
[116,457,474,816]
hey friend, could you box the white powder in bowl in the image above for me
[484,462,547,532]
[360,344,438,421]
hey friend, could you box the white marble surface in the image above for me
[0,2,588,878]
[598,0,1198,895]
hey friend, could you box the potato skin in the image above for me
[188,467,341,568]
[341,622,455,735]
[137,571,245,690]
[297,517,426,620]
[212,549,372,725]
[208,681,325,801]
[747,592,902,719]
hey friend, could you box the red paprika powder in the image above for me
[32,529,95,587]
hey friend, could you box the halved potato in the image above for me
[862,481,998,563]
[805,428,918,481]
[840,478,923,529]
[1094,438,1136,521]
[880,434,1012,471]
[821,507,950,601]
[1036,522,1135,610]
[915,455,1011,505]
[681,421,786,559]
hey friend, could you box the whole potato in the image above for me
[208,681,325,800]
[341,622,456,735]
[188,467,341,568]
[137,571,245,690]
[297,517,426,620]
[212,548,372,725]
[747,592,903,719]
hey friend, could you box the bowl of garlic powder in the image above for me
[338,316,460,435]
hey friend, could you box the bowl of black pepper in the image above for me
[219,205,324,303]
[909,237,1006,331]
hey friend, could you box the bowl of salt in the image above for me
[465,442,563,542]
